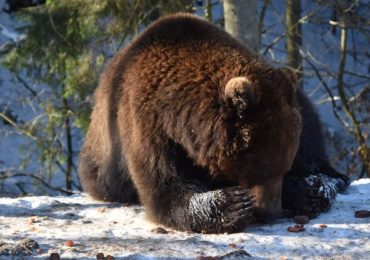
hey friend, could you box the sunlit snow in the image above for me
[0,179,369,259]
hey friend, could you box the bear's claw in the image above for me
[216,186,256,233]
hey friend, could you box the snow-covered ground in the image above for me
[0,179,369,259]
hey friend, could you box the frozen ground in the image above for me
[0,179,369,259]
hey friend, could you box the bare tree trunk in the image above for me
[205,0,212,22]
[285,0,303,86]
[223,0,259,52]
[62,97,73,191]
[336,15,370,177]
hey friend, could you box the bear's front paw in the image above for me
[216,186,256,233]
[189,187,255,233]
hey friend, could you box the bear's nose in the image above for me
[247,179,285,222]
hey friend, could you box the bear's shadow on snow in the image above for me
[0,201,123,220]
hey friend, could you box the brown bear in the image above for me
[79,13,349,233]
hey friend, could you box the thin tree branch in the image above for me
[0,112,37,141]
[344,70,370,80]
[304,56,350,129]
[15,74,38,97]
[0,171,76,195]
[258,0,270,47]
[263,5,322,57]
[263,32,285,56]
[336,14,370,176]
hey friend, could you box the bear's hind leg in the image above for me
[78,153,105,201]
[317,160,350,193]
[97,159,139,204]
[283,89,351,218]
[282,171,348,218]
[79,153,139,204]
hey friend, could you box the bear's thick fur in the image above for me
[79,14,349,233]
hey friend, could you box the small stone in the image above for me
[50,252,60,260]
[28,217,37,224]
[319,224,327,228]
[197,256,219,260]
[64,240,74,247]
[106,255,114,260]
[19,239,39,250]
[151,227,168,234]
[97,207,106,213]
[287,224,305,232]
[228,243,237,249]
[222,249,252,258]
[96,252,104,259]
[355,210,370,218]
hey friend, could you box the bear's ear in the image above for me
[224,77,255,117]
[279,67,298,89]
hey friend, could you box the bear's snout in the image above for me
[248,180,284,223]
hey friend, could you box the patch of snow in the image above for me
[0,179,369,259]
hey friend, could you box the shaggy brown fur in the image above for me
[79,13,349,233]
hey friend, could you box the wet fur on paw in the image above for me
[282,174,345,218]
[189,187,255,233]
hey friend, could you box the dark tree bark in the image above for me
[62,97,73,191]
[285,0,303,87]
[205,0,212,22]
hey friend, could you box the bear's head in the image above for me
[224,67,302,222]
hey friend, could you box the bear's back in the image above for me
[135,13,234,46]
[124,13,259,67]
